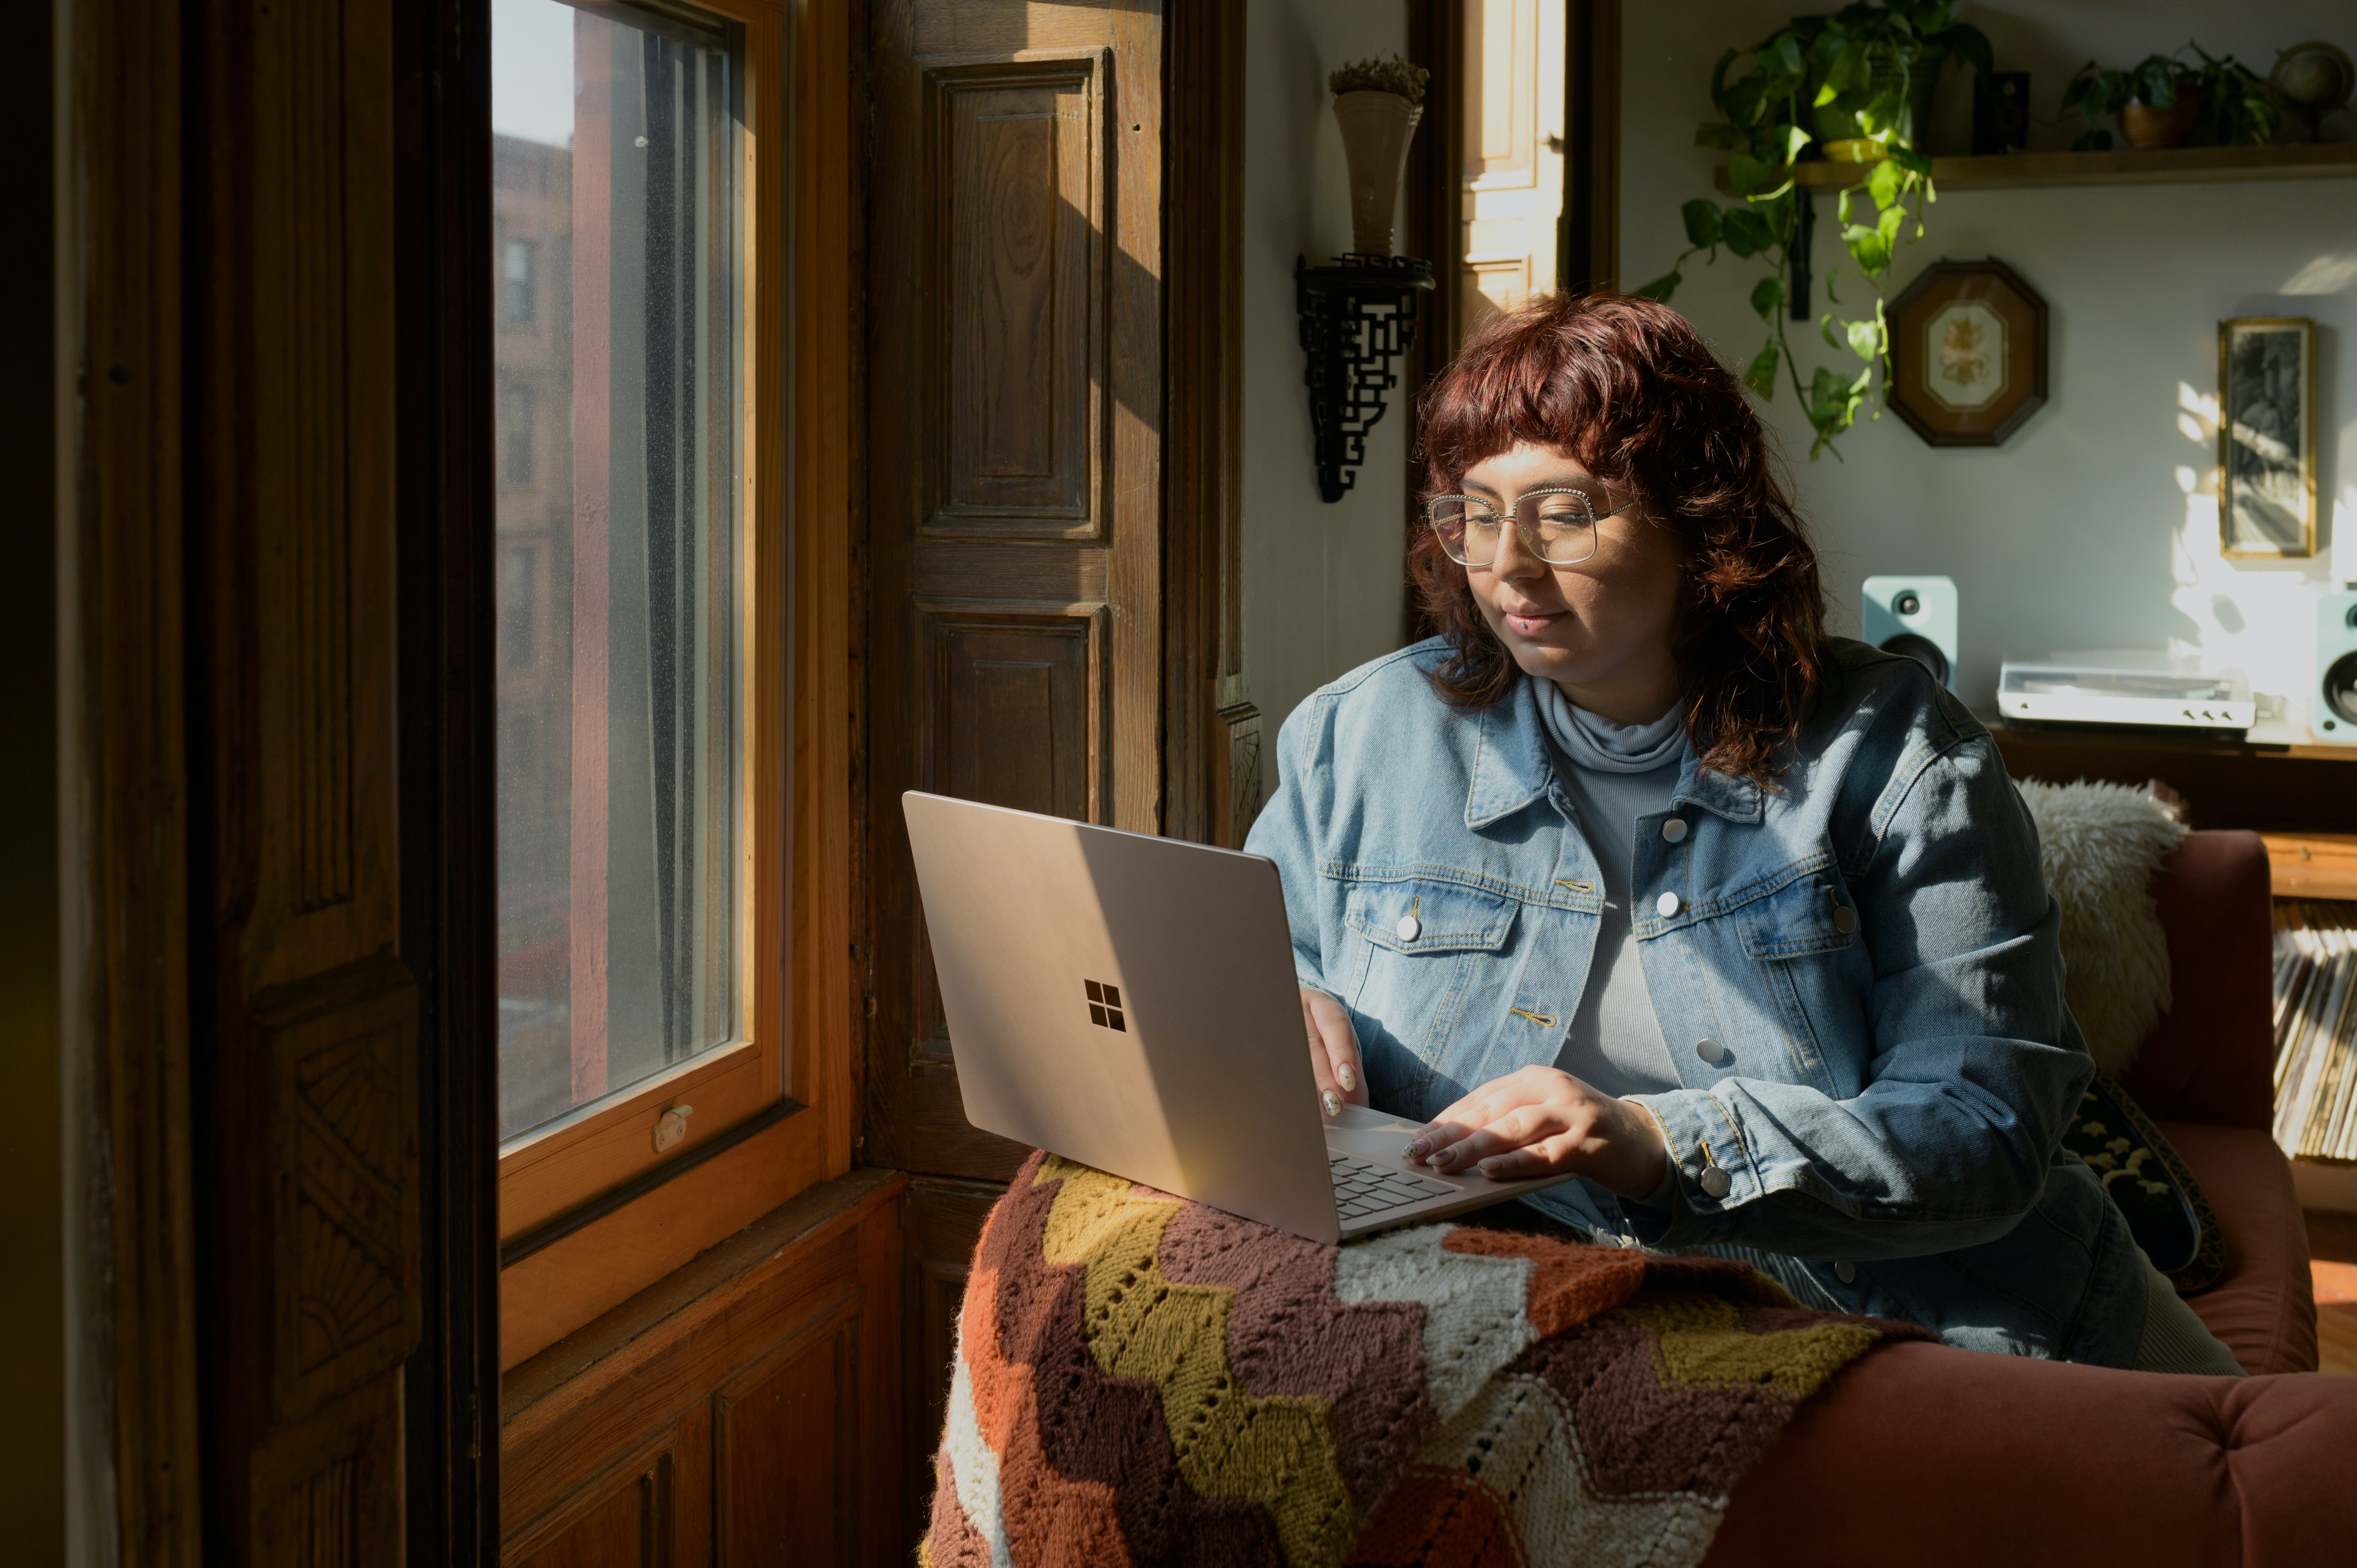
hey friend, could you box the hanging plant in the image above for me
[1636,1,1992,460]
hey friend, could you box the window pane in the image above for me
[494,0,744,1142]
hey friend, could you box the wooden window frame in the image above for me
[498,0,855,1370]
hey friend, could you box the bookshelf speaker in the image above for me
[1862,575,1958,690]
[2313,590,2357,744]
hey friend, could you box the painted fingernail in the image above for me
[1322,1090,1341,1117]
[1338,1065,1357,1092]
[1405,1136,1429,1157]
[1401,1141,1420,1159]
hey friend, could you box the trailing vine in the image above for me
[1636,2,1991,460]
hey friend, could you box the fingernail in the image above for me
[1322,1090,1341,1117]
[1478,1159,1501,1176]
[1338,1065,1356,1092]
[1405,1136,1428,1157]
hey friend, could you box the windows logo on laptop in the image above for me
[1084,979,1127,1032]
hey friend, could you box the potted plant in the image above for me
[1641,1,1991,460]
[1327,54,1430,257]
[2063,44,2278,150]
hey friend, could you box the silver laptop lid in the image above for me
[902,791,1340,1240]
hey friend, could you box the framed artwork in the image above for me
[1887,259,2050,447]
[2219,316,2318,558]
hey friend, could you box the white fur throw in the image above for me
[2014,780,2189,1078]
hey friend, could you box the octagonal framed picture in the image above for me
[1888,258,2049,447]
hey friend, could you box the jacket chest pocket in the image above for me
[1738,870,1860,960]
[1339,876,1519,1116]
[1346,877,1519,955]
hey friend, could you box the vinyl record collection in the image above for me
[2272,899,2357,1164]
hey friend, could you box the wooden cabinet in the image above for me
[501,1172,907,1568]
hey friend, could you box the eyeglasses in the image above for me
[1426,486,1639,567]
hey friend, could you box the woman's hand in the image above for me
[1301,987,1366,1120]
[1406,1065,1667,1197]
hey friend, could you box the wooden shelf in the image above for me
[2263,833,2357,902]
[1990,722,2357,837]
[1714,141,2357,194]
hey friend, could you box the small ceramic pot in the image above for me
[1332,90,1424,256]
[2117,97,2200,148]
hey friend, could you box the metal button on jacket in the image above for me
[1832,902,1858,935]
[1395,913,1421,942]
[1835,1261,1858,1284]
[1698,1165,1733,1199]
[1660,817,1688,843]
[1655,891,1681,918]
[1696,1037,1724,1065]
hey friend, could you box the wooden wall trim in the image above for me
[790,0,862,1178]
[1403,0,1467,645]
[1163,0,1249,847]
[393,0,503,1555]
[64,0,206,1557]
[1564,0,1621,293]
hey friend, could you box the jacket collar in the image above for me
[1463,677,1765,829]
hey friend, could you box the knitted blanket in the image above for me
[924,1151,1926,1568]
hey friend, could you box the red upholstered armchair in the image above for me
[1705,831,2357,1567]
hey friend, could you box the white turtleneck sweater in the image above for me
[1532,679,1684,1100]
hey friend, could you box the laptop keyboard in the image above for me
[1329,1152,1455,1223]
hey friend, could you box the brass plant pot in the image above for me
[2117,97,2200,148]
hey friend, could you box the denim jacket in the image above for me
[1244,636,2148,1365]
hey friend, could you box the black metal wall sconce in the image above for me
[1296,253,1434,503]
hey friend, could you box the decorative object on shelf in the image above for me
[1885,258,2047,447]
[2062,44,2278,151]
[1971,70,2029,154]
[2219,316,2317,558]
[2311,592,2357,744]
[1295,255,1434,503]
[1327,53,1429,257]
[1638,1,1993,461]
[2271,41,2355,143]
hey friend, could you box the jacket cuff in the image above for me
[1622,1089,1754,1244]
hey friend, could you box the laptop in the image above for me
[902,791,1578,1243]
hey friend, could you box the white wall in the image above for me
[1621,1,2357,717]
[1240,0,1415,749]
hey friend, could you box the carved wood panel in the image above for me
[867,0,1163,1181]
[266,967,421,1420]
[192,0,419,1561]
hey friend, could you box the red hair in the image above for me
[1412,291,1826,786]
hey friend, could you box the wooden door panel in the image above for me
[866,0,1162,1179]
[505,1417,708,1568]
[715,1317,858,1564]
[929,610,1099,819]
[927,60,1105,534]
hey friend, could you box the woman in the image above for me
[1243,292,2239,1373]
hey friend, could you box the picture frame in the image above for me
[1887,258,2050,447]
[2218,316,2318,559]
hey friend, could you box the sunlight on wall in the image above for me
[2285,253,2357,297]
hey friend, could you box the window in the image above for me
[505,240,537,323]
[491,0,852,1371]
[500,381,537,486]
[495,0,746,1145]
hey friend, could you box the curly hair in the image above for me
[1412,291,1827,787]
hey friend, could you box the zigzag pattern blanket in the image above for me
[924,1152,1925,1568]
